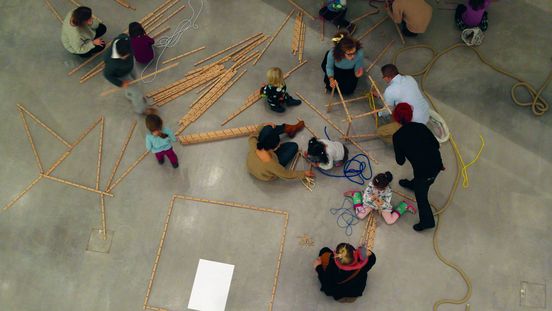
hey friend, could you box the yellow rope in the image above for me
[366,91,379,128]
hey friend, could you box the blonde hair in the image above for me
[266,67,284,88]
[335,243,354,265]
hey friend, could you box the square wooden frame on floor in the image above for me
[142,195,289,311]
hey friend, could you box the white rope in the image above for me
[140,0,205,83]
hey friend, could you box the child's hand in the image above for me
[313,257,322,268]
[305,170,315,178]
[152,129,162,136]
[355,67,364,78]
[329,77,338,89]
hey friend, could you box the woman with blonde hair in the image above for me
[314,243,376,302]
[260,67,301,113]
[321,31,364,95]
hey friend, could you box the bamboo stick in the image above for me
[350,9,379,24]
[327,86,335,112]
[283,60,308,78]
[162,46,206,64]
[230,35,268,62]
[106,151,148,192]
[114,0,136,10]
[392,190,417,203]
[342,133,378,139]
[254,9,295,65]
[178,124,259,145]
[365,40,395,73]
[151,26,171,39]
[358,15,388,40]
[349,107,387,120]
[327,95,368,108]
[195,74,220,94]
[368,75,392,114]
[335,84,352,123]
[155,68,225,106]
[194,32,262,66]
[95,117,104,190]
[45,151,71,176]
[298,22,306,62]
[67,49,104,76]
[148,63,223,97]
[287,0,316,20]
[386,0,405,45]
[145,0,176,24]
[291,12,303,54]
[80,63,105,83]
[143,0,178,27]
[101,62,180,96]
[106,120,137,190]
[44,0,63,23]
[146,5,187,34]
[41,174,114,197]
[99,194,108,240]
[269,212,288,310]
[18,109,44,173]
[3,175,43,210]
[144,13,166,31]
[235,51,260,71]
[17,104,71,147]
[347,138,377,163]
[187,68,235,110]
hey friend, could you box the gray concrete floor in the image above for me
[1,0,551,310]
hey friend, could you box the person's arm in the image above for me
[393,133,406,165]
[267,161,306,180]
[165,127,177,142]
[354,49,364,77]
[391,1,403,23]
[325,50,335,78]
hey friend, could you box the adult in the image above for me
[392,103,443,231]
[389,0,433,37]
[246,122,315,181]
[455,0,492,31]
[314,243,376,302]
[375,64,429,144]
[61,6,107,57]
[321,31,364,95]
[319,0,357,34]
[103,34,151,115]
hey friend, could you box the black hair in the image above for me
[129,22,145,38]
[307,137,329,164]
[468,0,485,10]
[256,126,280,150]
[72,6,92,26]
[332,31,362,62]
[145,114,168,138]
[116,37,131,56]
[373,171,393,189]
[381,64,399,79]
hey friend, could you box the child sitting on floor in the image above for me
[362,171,416,224]
[260,67,301,113]
[305,137,348,170]
[129,22,155,64]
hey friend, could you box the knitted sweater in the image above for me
[391,0,433,33]
[145,127,176,153]
[103,34,134,87]
[325,48,364,78]
[61,11,100,54]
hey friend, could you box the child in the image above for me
[362,172,416,224]
[145,114,179,168]
[455,0,491,31]
[305,137,348,170]
[260,67,301,113]
[129,22,155,64]
[319,0,356,34]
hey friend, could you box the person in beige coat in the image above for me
[389,0,432,37]
[61,6,107,57]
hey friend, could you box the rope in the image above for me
[140,0,205,83]
[330,198,360,236]
[315,127,374,185]
[393,44,503,311]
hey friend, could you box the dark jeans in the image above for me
[400,21,418,37]
[404,174,439,227]
[270,125,299,167]
[78,23,107,58]
[319,7,350,29]
[321,51,359,95]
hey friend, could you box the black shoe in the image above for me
[413,223,435,232]
[269,102,286,113]
[158,158,165,165]
[286,96,301,106]
[399,179,414,190]
[172,162,179,168]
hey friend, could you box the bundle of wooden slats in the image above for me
[178,124,260,145]
[69,0,185,83]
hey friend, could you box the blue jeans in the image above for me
[268,125,299,167]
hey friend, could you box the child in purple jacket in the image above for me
[455,0,492,31]
[129,22,155,64]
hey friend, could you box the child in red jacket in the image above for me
[129,22,155,64]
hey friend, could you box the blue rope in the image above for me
[330,198,360,236]
[316,127,373,185]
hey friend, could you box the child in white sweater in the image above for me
[305,137,348,170]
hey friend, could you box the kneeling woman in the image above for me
[314,243,376,302]
[321,31,364,95]
[247,122,315,181]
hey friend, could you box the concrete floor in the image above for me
[1,0,551,310]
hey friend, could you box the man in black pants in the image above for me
[392,103,443,232]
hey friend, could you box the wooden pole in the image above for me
[18,108,44,173]
[99,194,108,240]
[298,22,306,62]
[80,62,105,84]
[327,95,368,108]
[368,75,393,114]
[350,9,380,24]
[107,151,148,192]
[95,117,104,191]
[336,84,352,123]
[44,0,63,23]
[357,15,388,40]
[146,4,187,34]
[106,120,137,190]
[3,176,43,210]
[151,26,171,39]
[178,124,259,145]
[342,133,378,139]
[254,9,295,65]
[114,0,136,10]
[41,174,114,197]
[327,87,335,112]
[162,46,206,64]
[291,12,303,54]
[287,0,316,20]
[349,107,387,120]
[386,0,405,45]
[143,0,178,28]
[67,50,104,76]
[17,104,72,147]
[101,62,180,96]
[194,33,262,66]
[365,40,395,73]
